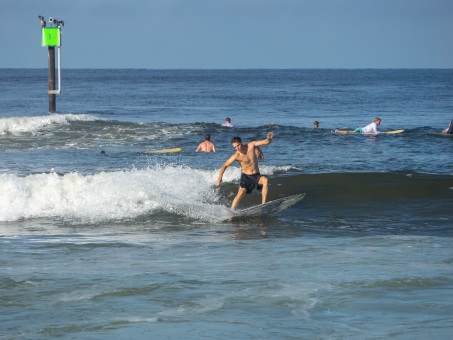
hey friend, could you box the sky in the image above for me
[1,0,452,69]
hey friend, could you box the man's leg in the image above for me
[334,130,350,135]
[258,176,269,204]
[231,187,247,210]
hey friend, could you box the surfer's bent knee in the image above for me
[259,176,268,187]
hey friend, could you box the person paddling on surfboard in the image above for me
[215,132,274,210]
[335,117,382,134]
[221,117,234,127]
[441,119,453,134]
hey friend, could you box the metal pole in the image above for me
[57,46,61,94]
[48,46,56,113]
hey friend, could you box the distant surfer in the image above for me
[221,117,234,128]
[313,121,319,129]
[215,132,274,210]
[335,117,382,134]
[441,119,453,134]
[196,134,216,152]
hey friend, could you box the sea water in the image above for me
[1,69,452,339]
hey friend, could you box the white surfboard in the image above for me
[228,193,306,220]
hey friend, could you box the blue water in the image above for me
[1,69,452,339]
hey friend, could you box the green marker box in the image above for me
[41,27,60,47]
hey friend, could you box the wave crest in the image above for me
[0,114,98,135]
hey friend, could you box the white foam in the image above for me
[0,165,234,222]
[111,317,159,324]
[0,113,98,135]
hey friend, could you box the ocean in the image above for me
[1,69,452,339]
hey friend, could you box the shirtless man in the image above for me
[215,132,274,210]
[196,134,216,152]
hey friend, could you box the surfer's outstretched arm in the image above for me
[253,132,274,147]
[215,154,236,186]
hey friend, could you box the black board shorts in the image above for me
[240,173,263,194]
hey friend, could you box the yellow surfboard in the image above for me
[143,147,181,154]
[428,132,453,137]
[334,130,404,135]
[384,130,404,134]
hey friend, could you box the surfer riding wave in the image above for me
[215,132,274,210]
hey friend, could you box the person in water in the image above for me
[196,134,216,152]
[215,132,274,210]
[221,117,234,127]
[313,121,319,129]
[335,117,382,134]
[442,119,453,134]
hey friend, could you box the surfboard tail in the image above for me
[228,193,306,220]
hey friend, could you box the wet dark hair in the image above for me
[231,136,242,144]
[205,134,211,141]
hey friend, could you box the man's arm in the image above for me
[215,154,237,186]
[253,132,274,147]
[372,124,383,134]
[255,147,264,160]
